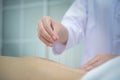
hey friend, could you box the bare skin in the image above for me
[0,56,86,80]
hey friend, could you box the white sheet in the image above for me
[81,56,120,80]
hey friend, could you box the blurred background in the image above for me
[0,0,84,68]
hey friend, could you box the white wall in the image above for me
[2,0,84,68]
[0,0,2,55]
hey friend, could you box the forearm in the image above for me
[58,24,68,45]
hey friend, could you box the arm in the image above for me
[38,0,88,54]
[52,0,88,54]
[61,0,88,48]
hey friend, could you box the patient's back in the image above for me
[0,56,86,80]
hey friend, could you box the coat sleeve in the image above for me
[53,0,88,54]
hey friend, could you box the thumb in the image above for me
[51,19,60,40]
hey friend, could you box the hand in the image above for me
[38,16,68,47]
[80,54,118,71]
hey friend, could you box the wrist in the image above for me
[58,26,68,45]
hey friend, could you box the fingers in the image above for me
[81,56,99,68]
[38,16,57,46]
[38,33,53,47]
[38,21,54,43]
[42,16,58,40]
[80,55,101,71]
[51,19,61,40]
[80,54,118,71]
[38,16,64,46]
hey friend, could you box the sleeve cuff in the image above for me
[52,41,66,55]
[52,22,73,55]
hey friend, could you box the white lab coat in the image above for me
[53,0,120,64]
